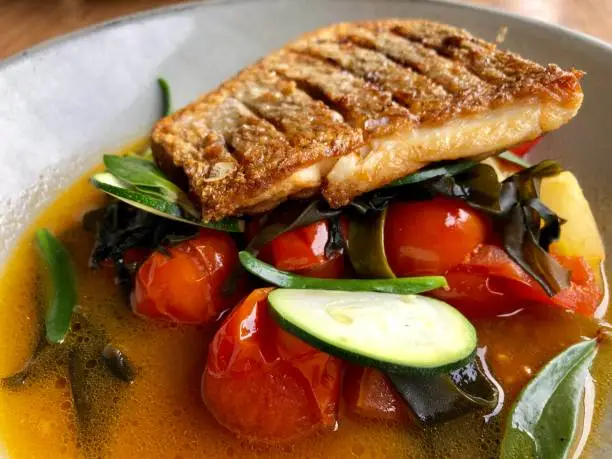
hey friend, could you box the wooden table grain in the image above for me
[0,0,611,60]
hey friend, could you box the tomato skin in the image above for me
[247,216,348,278]
[131,229,244,324]
[343,365,405,421]
[202,288,342,442]
[433,244,602,318]
[510,136,542,156]
[384,197,490,276]
[546,254,601,316]
[294,253,346,279]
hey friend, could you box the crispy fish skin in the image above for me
[152,19,583,221]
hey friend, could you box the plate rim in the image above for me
[2,0,612,72]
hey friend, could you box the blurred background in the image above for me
[0,0,611,59]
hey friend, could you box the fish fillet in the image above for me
[151,19,583,221]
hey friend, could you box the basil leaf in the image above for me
[36,229,78,344]
[498,151,532,169]
[157,77,172,117]
[103,155,179,198]
[501,339,597,459]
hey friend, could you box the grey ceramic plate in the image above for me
[0,0,610,456]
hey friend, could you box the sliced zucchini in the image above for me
[91,173,244,233]
[239,251,446,294]
[267,289,477,374]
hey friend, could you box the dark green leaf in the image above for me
[499,161,569,295]
[324,215,346,259]
[36,229,78,344]
[388,353,499,424]
[391,159,568,295]
[157,77,172,117]
[386,159,479,188]
[501,339,597,459]
[85,201,198,290]
[239,251,447,294]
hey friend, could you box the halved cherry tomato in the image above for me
[433,244,602,317]
[509,136,542,156]
[202,288,342,442]
[384,197,490,276]
[343,365,405,421]
[550,255,602,315]
[247,213,348,279]
[131,229,245,324]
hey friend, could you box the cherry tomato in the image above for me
[544,254,601,316]
[432,271,524,318]
[510,136,542,156]
[247,213,348,278]
[384,197,490,276]
[343,365,405,421]
[294,253,346,279]
[433,244,602,317]
[202,288,342,442]
[131,229,244,324]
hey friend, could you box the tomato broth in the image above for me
[0,155,610,458]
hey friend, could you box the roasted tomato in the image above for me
[433,244,602,317]
[131,229,244,324]
[248,216,348,278]
[384,197,490,276]
[343,365,405,421]
[509,136,542,156]
[202,288,342,442]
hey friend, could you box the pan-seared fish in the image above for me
[152,20,583,221]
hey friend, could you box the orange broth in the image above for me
[0,148,610,458]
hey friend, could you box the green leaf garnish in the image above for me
[238,251,446,294]
[157,77,172,117]
[103,155,180,198]
[36,229,77,344]
[501,339,597,459]
[354,159,568,295]
[92,159,244,233]
[386,159,479,188]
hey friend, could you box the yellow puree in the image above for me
[0,152,610,458]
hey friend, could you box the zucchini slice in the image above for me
[239,251,446,294]
[267,289,477,374]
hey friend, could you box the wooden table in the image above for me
[0,0,610,60]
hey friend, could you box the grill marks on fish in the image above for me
[152,19,583,221]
